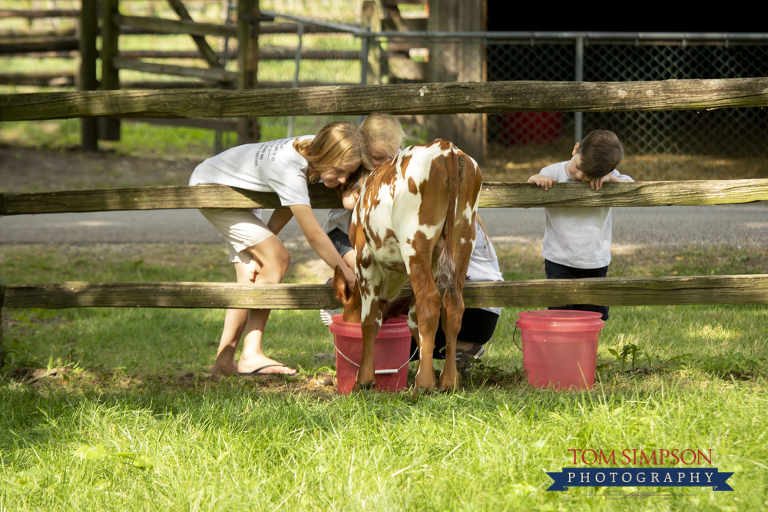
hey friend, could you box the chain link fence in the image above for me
[393,34,768,180]
[272,18,768,180]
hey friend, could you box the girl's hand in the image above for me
[343,267,356,287]
[245,259,262,283]
[341,182,360,210]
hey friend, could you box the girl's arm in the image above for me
[267,208,294,235]
[290,204,356,285]
[341,182,360,211]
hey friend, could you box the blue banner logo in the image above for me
[546,468,733,491]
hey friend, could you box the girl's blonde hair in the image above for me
[335,113,406,196]
[293,121,371,183]
[360,113,406,156]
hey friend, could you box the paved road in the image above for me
[2,203,767,247]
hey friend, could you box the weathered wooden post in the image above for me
[361,1,381,85]
[79,0,98,150]
[100,0,121,141]
[426,0,485,164]
[237,0,260,144]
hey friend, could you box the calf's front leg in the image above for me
[354,300,382,391]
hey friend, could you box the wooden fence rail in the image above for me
[2,180,767,216]
[114,14,238,38]
[4,275,768,310]
[2,79,768,122]
[0,9,78,18]
[2,78,767,365]
[112,57,239,82]
[0,36,79,54]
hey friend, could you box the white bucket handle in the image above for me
[334,340,417,374]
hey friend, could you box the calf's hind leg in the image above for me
[409,267,442,392]
[438,287,464,390]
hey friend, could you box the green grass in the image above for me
[1,242,766,510]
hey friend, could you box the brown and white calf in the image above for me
[333,139,482,392]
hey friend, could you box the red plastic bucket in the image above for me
[328,315,412,394]
[516,310,604,390]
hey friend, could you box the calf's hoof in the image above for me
[438,377,460,392]
[412,382,436,396]
[353,380,375,391]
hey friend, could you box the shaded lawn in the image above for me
[1,242,766,511]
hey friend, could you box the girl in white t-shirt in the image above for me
[190,121,371,376]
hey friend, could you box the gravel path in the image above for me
[2,203,767,248]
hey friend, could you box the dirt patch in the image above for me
[4,365,342,398]
[1,355,532,396]
[0,145,199,193]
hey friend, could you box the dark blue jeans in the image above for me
[545,259,610,321]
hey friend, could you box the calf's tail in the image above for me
[437,143,461,291]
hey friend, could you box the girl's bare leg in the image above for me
[211,237,296,376]
[210,264,255,376]
[235,236,297,375]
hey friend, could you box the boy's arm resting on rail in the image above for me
[290,204,356,285]
[589,173,633,191]
[527,174,558,190]
[267,208,294,235]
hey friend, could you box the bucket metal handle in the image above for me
[512,325,522,352]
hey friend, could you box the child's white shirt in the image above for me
[189,136,314,207]
[466,221,503,315]
[539,161,633,269]
[324,209,352,234]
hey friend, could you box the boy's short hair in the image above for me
[577,130,624,179]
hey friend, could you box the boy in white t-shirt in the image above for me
[527,130,633,320]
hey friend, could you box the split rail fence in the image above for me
[2,78,768,364]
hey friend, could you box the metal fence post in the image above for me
[287,21,304,138]
[574,35,584,144]
[358,31,370,125]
